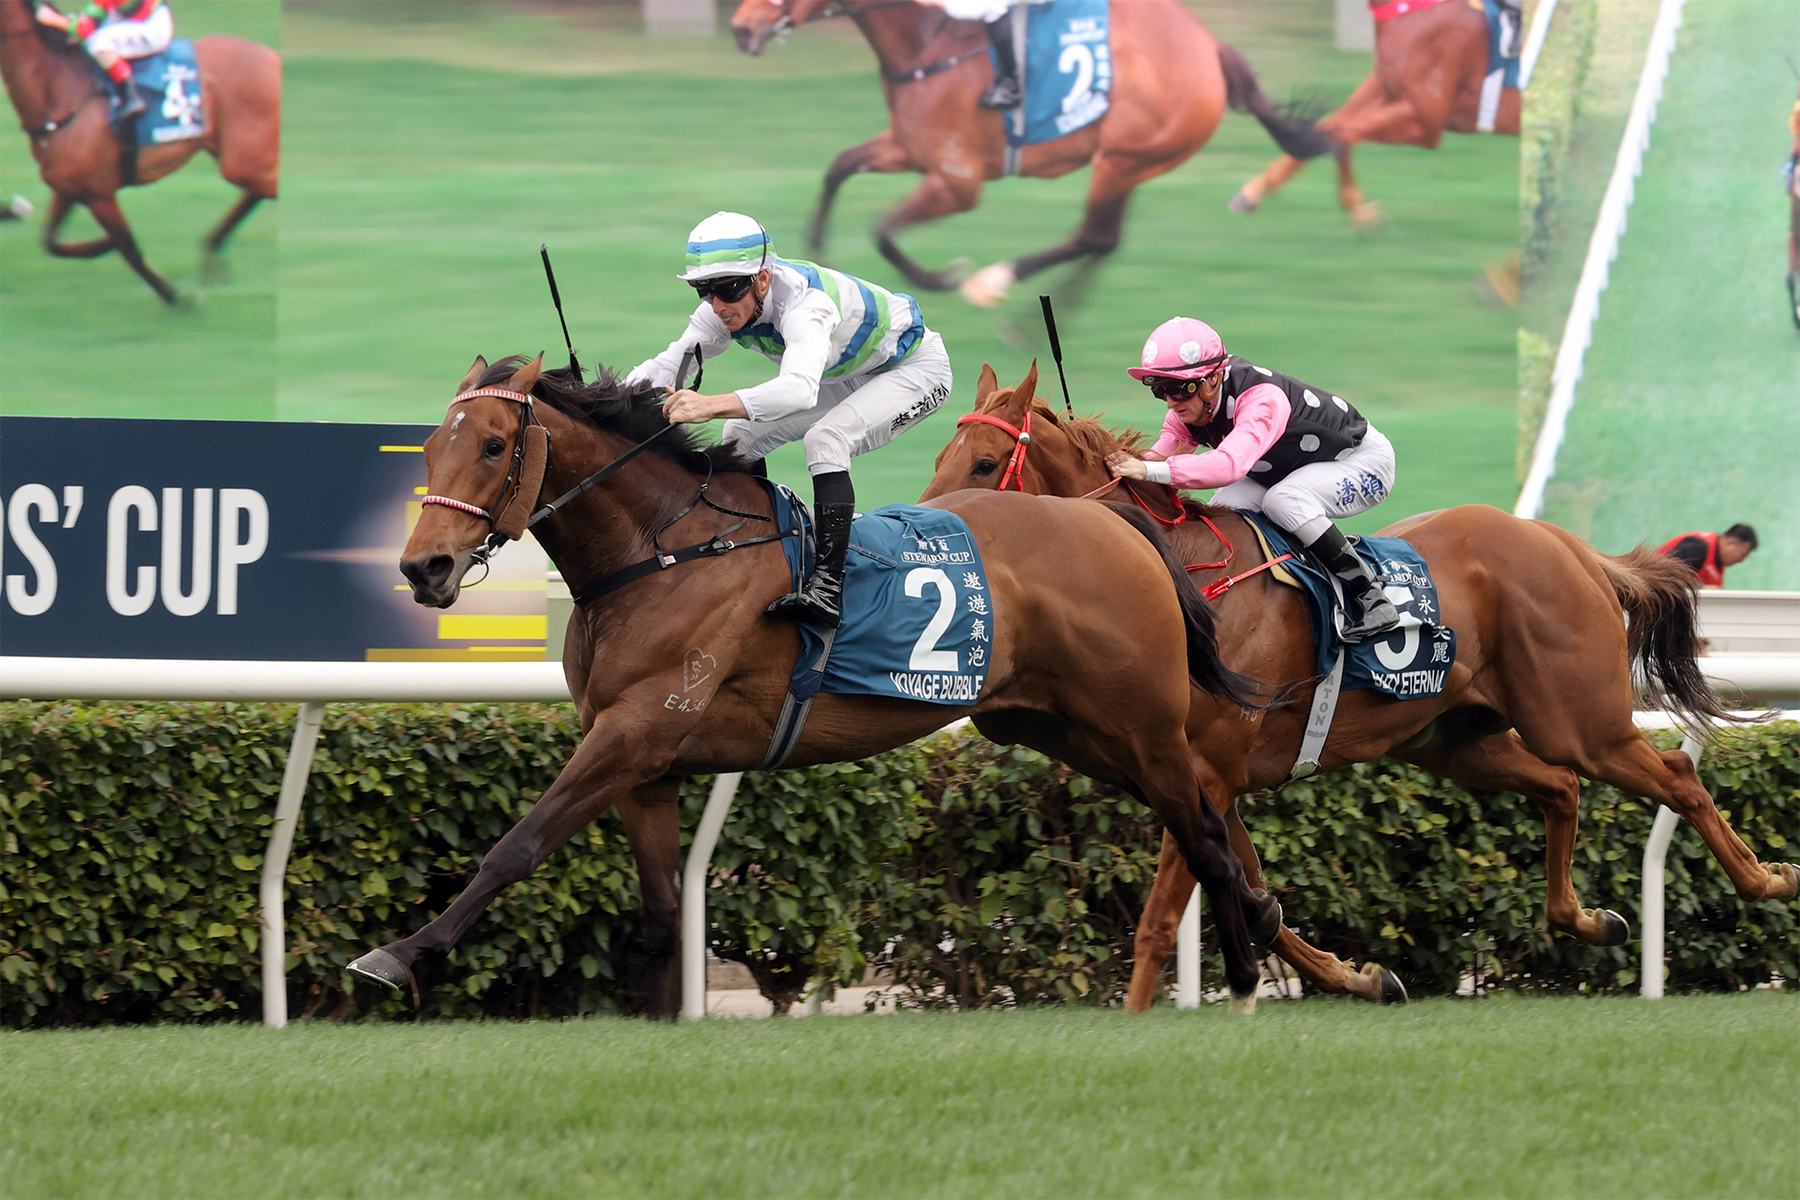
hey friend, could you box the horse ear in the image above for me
[505,353,544,395]
[458,356,488,394]
[1017,359,1040,405]
[975,363,999,406]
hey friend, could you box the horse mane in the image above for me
[475,355,753,475]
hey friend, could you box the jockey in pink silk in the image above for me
[1107,316,1402,641]
[35,0,171,119]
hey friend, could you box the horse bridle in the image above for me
[956,410,1033,492]
[420,384,791,604]
[770,0,984,87]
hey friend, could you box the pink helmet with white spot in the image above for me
[1125,317,1228,383]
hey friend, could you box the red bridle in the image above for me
[955,410,1033,491]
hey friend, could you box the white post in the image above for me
[1641,729,1702,999]
[1176,887,1201,1008]
[260,701,325,1029]
[1516,0,1560,91]
[681,772,743,1020]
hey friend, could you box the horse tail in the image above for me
[1216,43,1336,161]
[1106,502,1268,711]
[1596,546,1739,722]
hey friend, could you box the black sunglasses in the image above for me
[692,274,756,303]
[1146,376,1206,401]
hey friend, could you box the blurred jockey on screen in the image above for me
[626,211,953,629]
[1107,316,1402,641]
[36,0,171,119]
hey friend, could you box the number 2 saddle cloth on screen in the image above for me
[1239,511,1457,701]
[995,0,1111,149]
[766,484,993,708]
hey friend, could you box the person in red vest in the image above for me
[1658,524,1757,588]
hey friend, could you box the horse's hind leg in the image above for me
[41,192,116,259]
[1571,731,1799,905]
[81,194,177,304]
[1403,728,1629,945]
[810,131,909,255]
[616,781,684,1019]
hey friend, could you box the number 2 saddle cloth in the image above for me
[1239,511,1456,701]
[995,0,1111,149]
[765,483,993,708]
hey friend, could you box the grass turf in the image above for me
[0,0,279,420]
[1536,0,1800,587]
[262,0,1517,530]
[1,995,1793,1198]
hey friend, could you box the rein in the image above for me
[1077,476,1296,589]
[784,0,985,88]
[957,410,1032,491]
[421,385,794,604]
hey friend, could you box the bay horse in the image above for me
[923,375,1799,1006]
[728,0,1332,307]
[347,355,1285,1015]
[0,0,278,304]
[1230,0,1519,229]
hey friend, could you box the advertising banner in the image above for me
[0,417,546,661]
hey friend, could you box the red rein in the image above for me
[960,411,1294,599]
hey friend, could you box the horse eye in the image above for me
[973,459,998,476]
[483,438,505,458]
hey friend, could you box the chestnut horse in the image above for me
[729,0,1331,307]
[1230,0,1520,229]
[0,0,278,303]
[348,356,1284,1014]
[923,377,1800,1007]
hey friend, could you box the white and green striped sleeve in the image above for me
[624,303,733,390]
[737,289,838,422]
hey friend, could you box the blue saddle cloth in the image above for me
[994,0,1111,149]
[1240,512,1456,700]
[1483,0,1521,89]
[101,40,205,146]
[768,488,993,707]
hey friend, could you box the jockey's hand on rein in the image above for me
[1106,451,1148,481]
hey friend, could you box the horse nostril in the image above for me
[400,554,454,591]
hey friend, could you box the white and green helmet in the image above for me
[678,211,772,282]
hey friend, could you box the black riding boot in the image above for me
[1305,523,1401,642]
[1496,0,1523,58]
[767,471,853,629]
[978,13,1023,110]
[112,74,146,120]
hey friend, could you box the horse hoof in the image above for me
[1774,862,1800,899]
[1349,202,1384,231]
[200,253,230,285]
[348,947,419,1006]
[1228,992,1257,1016]
[1248,889,1284,950]
[959,262,1015,308]
[1377,967,1408,1005]
[1599,909,1631,947]
[1227,189,1259,214]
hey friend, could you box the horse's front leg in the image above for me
[348,714,675,1000]
[811,130,910,255]
[40,191,116,258]
[874,168,983,293]
[615,780,684,1019]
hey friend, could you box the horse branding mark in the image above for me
[683,647,717,692]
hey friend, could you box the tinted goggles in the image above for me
[1145,375,1209,401]
[691,274,756,303]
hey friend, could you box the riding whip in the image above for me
[539,244,583,381]
[1038,294,1075,419]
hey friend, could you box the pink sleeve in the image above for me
[1146,409,1191,460]
[1163,384,1291,490]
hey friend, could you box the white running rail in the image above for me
[1516,0,1560,91]
[1514,0,1686,520]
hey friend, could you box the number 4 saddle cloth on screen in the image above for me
[767,484,992,707]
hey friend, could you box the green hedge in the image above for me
[2,703,1794,1026]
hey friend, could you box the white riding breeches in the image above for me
[86,5,173,59]
[1211,428,1397,545]
[721,330,954,476]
